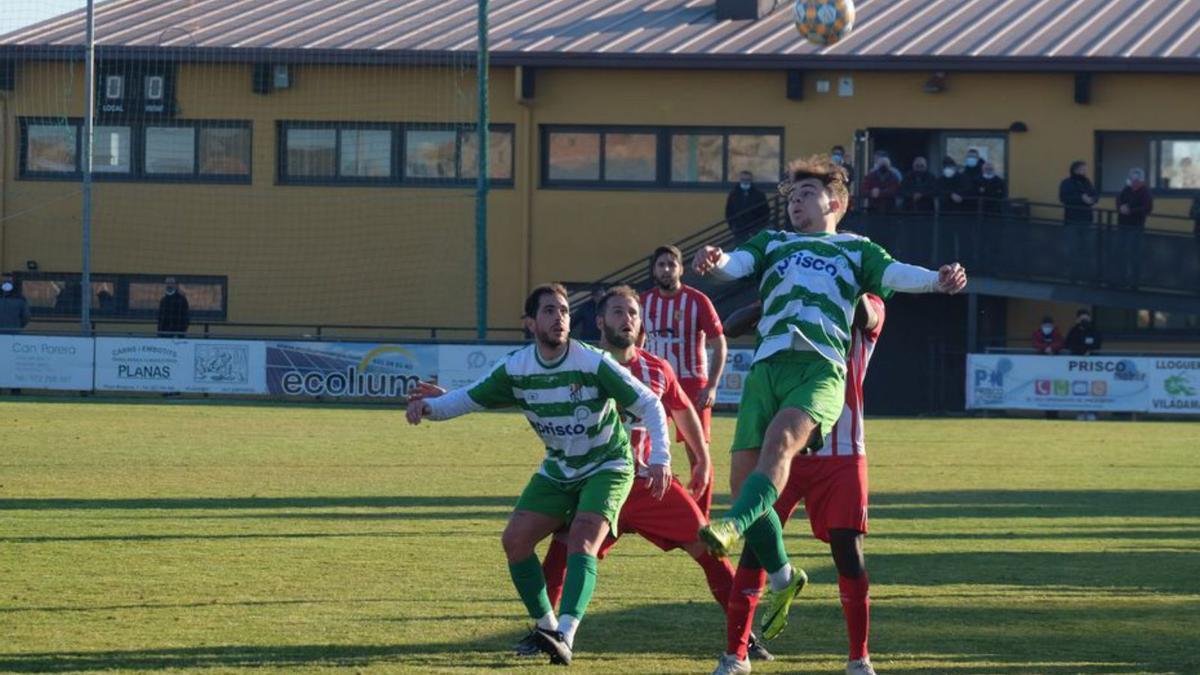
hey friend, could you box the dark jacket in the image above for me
[900,170,937,212]
[936,172,972,213]
[862,167,901,213]
[1065,321,1103,355]
[0,294,31,331]
[1116,183,1153,228]
[157,291,190,334]
[976,175,1007,213]
[1059,174,1098,224]
[725,186,770,239]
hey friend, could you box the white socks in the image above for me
[536,612,558,632]
[768,564,794,592]
[557,614,580,647]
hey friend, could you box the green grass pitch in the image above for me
[1,399,1197,674]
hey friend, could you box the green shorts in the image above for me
[731,350,846,453]
[514,470,635,537]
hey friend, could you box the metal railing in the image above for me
[25,317,527,342]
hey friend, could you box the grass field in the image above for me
[1,399,1197,674]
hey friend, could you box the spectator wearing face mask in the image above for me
[976,162,1007,215]
[1031,315,1064,355]
[1115,168,1153,288]
[0,278,31,333]
[157,276,190,338]
[725,170,770,243]
[1065,309,1102,356]
[962,148,984,182]
[935,157,969,213]
[862,151,901,214]
[1059,161,1099,282]
[831,145,855,188]
[900,156,936,213]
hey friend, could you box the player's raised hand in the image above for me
[687,457,711,500]
[646,463,671,501]
[937,263,967,294]
[405,398,431,425]
[407,380,446,401]
[693,245,724,275]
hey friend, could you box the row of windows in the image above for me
[1096,132,1200,193]
[13,273,227,321]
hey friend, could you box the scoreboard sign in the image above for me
[97,63,177,117]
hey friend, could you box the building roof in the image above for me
[3,0,1200,71]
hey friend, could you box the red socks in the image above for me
[725,565,767,659]
[696,552,735,607]
[542,538,569,609]
[838,573,871,661]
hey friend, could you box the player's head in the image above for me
[596,285,641,350]
[523,283,570,348]
[651,245,683,292]
[781,155,849,233]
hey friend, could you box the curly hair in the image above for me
[778,154,850,218]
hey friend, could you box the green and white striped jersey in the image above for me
[713,229,938,368]
[425,340,670,483]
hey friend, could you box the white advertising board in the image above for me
[0,335,94,390]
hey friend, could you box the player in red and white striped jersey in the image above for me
[528,285,771,662]
[640,244,727,517]
[720,293,885,675]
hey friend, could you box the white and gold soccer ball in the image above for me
[793,0,856,47]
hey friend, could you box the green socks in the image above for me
[508,554,553,620]
[727,471,780,534]
[744,507,790,575]
[559,552,598,620]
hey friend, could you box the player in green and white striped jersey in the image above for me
[406,283,671,665]
[693,155,968,641]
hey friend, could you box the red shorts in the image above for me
[774,455,868,543]
[677,378,712,444]
[597,476,706,557]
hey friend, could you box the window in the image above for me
[14,272,227,320]
[1094,307,1200,336]
[277,122,513,186]
[1097,132,1200,193]
[544,126,784,189]
[18,118,250,182]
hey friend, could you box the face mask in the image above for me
[1,282,12,293]
[166,288,176,295]
[914,165,927,172]
[832,154,844,164]
[1126,179,1133,187]
[1041,323,1054,334]
[1079,316,1091,324]
[876,161,890,170]
[983,171,995,179]
[739,182,751,190]
[943,167,956,178]
[966,157,979,168]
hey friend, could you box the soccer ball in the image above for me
[793,0,855,47]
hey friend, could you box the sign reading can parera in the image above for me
[94,337,266,394]
[0,335,94,390]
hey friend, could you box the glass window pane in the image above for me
[671,133,723,183]
[1158,140,1200,190]
[26,124,77,172]
[1099,134,1148,193]
[128,280,222,312]
[146,126,196,174]
[547,132,600,181]
[286,128,336,177]
[93,126,131,174]
[461,129,514,180]
[405,130,457,178]
[944,136,1006,179]
[727,134,782,182]
[339,129,392,178]
[199,127,251,176]
[604,133,656,182]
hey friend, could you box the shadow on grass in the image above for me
[0,530,494,545]
[870,490,1200,519]
[0,496,517,511]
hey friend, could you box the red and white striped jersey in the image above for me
[641,285,724,382]
[623,348,690,470]
[814,294,886,458]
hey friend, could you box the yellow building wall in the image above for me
[4,61,1199,335]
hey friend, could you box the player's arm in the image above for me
[596,355,672,500]
[855,296,880,333]
[700,295,726,409]
[670,398,711,500]
[407,360,513,425]
[860,242,968,296]
[724,301,763,339]
[694,232,767,281]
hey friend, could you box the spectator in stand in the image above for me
[1032,315,1064,355]
[157,276,190,338]
[0,278,31,333]
[936,156,970,213]
[900,156,936,213]
[1115,168,1153,288]
[977,162,1007,214]
[1065,308,1103,420]
[831,145,855,188]
[570,284,604,342]
[725,170,770,243]
[1191,196,1200,285]
[1059,160,1099,282]
[862,152,901,214]
[961,148,984,183]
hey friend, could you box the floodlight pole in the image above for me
[80,0,96,334]
[474,0,489,340]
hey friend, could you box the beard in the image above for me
[655,274,679,291]
[536,326,567,348]
[602,324,634,349]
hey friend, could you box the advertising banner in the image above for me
[436,344,519,390]
[266,341,437,399]
[95,338,266,394]
[0,335,93,390]
[966,354,1155,412]
[1146,357,1200,414]
[715,349,755,406]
